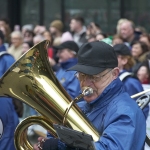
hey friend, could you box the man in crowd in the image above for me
[7,30,23,60]
[70,16,87,47]
[34,41,146,150]
[119,20,140,47]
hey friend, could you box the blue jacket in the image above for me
[77,78,146,150]
[0,45,19,150]
[56,58,80,99]
[119,70,149,119]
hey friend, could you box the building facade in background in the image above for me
[1,0,150,34]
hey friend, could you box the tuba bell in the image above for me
[0,40,99,150]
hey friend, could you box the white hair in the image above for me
[11,31,23,39]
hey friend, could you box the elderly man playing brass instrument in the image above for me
[34,41,146,150]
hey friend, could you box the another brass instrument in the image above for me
[133,93,150,147]
[0,40,99,150]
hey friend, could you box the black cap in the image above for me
[68,41,118,75]
[57,41,79,54]
[113,44,131,56]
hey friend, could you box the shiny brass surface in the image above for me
[0,40,99,150]
[132,92,150,147]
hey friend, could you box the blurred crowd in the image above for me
[0,16,150,85]
[0,15,150,149]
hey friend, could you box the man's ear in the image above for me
[112,67,120,79]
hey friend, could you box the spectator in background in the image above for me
[0,17,11,45]
[49,20,63,46]
[34,25,46,35]
[49,20,63,38]
[116,18,128,35]
[33,34,44,45]
[23,30,34,43]
[89,22,102,35]
[0,30,19,150]
[14,24,21,31]
[131,41,150,73]
[86,22,102,40]
[42,30,58,68]
[112,34,123,46]
[21,24,33,36]
[22,41,33,54]
[113,43,149,118]
[139,33,150,50]
[43,30,52,41]
[135,58,150,85]
[87,34,96,43]
[96,32,107,41]
[136,61,150,84]
[7,31,23,60]
[135,26,147,34]
[61,31,73,43]
[119,20,140,47]
[42,30,53,58]
[0,25,10,49]
[70,16,87,47]
[0,17,11,30]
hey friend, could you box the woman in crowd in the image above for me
[131,41,150,73]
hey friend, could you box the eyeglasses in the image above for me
[75,69,112,82]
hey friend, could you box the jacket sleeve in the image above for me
[94,105,146,150]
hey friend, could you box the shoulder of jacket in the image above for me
[119,72,133,81]
[0,51,9,57]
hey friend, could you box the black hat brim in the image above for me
[68,64,107,75]
[55,45,63,50]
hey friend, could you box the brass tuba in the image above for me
[0,40,99,150]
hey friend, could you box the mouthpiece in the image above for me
[82,87,93,96]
